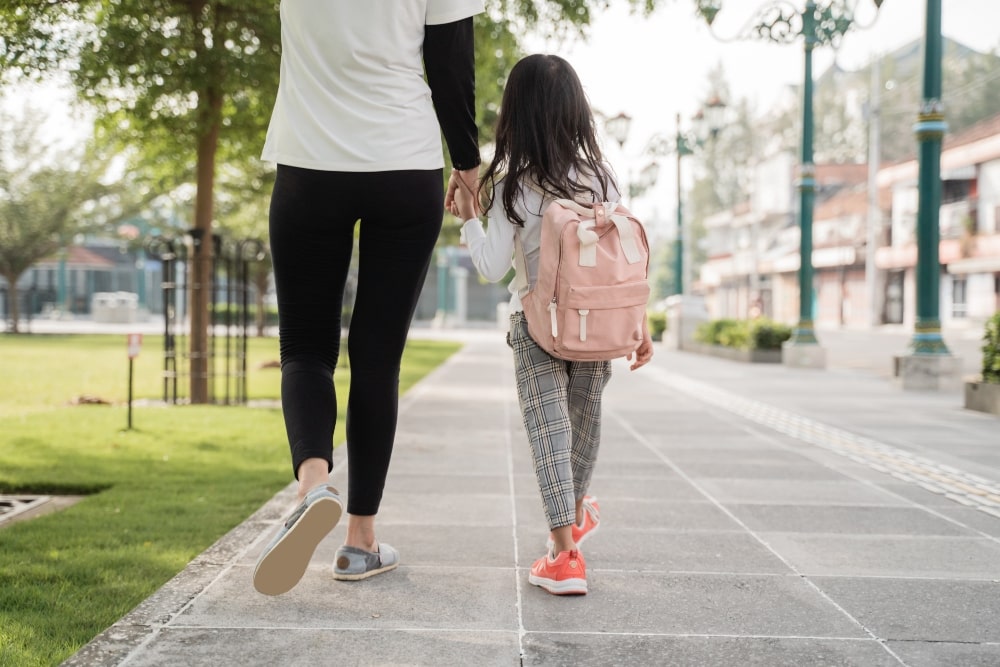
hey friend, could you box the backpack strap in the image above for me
[552,200,643,267]
[608,209,644,265]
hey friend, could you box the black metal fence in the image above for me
[145,233,267,405]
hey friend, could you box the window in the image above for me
[952,277,967,319]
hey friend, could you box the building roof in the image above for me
[38,246,117,269]
[878,111,1000,187]
[814,185,892,221]
[943,111,1000,152]
[815,163,868,187]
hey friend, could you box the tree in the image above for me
[3,0,282,401]
[0,107,118,333]
[686,64,757,282]
[2,0,663,395]
[761,38,1000,164]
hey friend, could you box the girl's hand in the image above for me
[446,168,479,220]
[628,334,654,371]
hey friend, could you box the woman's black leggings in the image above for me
[268,165,444,516]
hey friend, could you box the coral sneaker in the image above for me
[573,496,600,546]
[547,496,600,551]
[529,549,587,595]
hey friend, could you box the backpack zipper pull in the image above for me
[548,299,558,337]
[579,309,589,342]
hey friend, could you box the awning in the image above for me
[947,256,1000,274]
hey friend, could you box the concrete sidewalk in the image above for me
[64,335,1000,666]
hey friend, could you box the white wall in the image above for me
[891,185,918,247]
[978,159,1000,234]
[752,152,794,218]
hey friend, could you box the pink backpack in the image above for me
[514,199,650,361]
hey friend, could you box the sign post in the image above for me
[127,333,142,430]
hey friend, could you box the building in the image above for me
[877,112,1000,327]
[699,112,1000,329]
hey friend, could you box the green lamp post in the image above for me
[675,114,694,296]
[910,0,948,356]
[697,0,884,368]
[891,0,960,390]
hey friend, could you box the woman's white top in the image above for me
[261,0,484,171]
[462,170,620,323]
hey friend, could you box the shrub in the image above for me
[718,321,750,349]
[695,318,740,346]
[983,311,1000,384]
[749,319,792,350]
[695,317,792,351]
[647,311,667,341]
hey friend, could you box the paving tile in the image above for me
[519,531,793,575]
[695,479,908,506]
[511,472,701,501]
[816,577,1000,643]
[522,634,901,667]
[382,472,511,496]
[886,640,1000,666]
[730,504,973,536]
[677,461,851,481]
[177,566,518,631]
[764,534,1000,578]
[521,572,866,638]
[124,628,520,667]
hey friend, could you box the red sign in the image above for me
[127,333,142,359]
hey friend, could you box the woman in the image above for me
[253,0,484,596]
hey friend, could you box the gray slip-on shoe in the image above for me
[332,543,399,581]
[253,484,343,596]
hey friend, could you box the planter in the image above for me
[964,380,1000,417]
[683,342,782,364]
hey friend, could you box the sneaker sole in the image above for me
[253,496,342,596]
[528,574,588,595]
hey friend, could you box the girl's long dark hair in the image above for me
[480,54,616,226]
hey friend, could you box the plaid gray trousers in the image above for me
[507,311,612,530]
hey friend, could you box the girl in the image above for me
[451,54,654,596]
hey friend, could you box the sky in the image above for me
[524,0,1000,234]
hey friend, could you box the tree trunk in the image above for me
[188,88,223,404]
[3,273,20,334]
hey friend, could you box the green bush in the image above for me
[718,321,750,349]
[695,318,792,351]
[749,319,793,350]
[983,311,1000,384]
[210,304,279,327]
[695,318,740,346]
[647,311,667,341]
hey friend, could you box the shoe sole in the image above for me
[528,574,588,595]
[253,496,343,596]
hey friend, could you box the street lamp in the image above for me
[646,102,725,296]
[604,112,633,150]
[604,101,723,297]
[892,0,959,390]
[697,0,883,369]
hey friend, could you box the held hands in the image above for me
[446,168,480,221]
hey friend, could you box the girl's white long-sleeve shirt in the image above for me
[461,171,620,327]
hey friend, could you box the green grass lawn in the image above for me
[0,333,460,667]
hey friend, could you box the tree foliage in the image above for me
[0,105,121,333]
[762,38,1000,164]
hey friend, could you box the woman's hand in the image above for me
[446,167,479,220]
